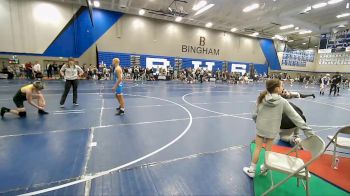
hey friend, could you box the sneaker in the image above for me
[312,94,315,99]
[243,167,255,178]
[1,107,8,118]
[116,109,125,116]
[73,103,79,106]
[322,92,324,95]
[38,110,49,115]
[260,164,268,176]
[116,106,121,111]
[60,105,64,108]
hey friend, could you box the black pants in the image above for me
[329,84,339,95]
[60,80,78,105]
[47,70,52,78]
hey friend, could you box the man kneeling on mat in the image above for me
[280,102,305,146]
[1,81,49,118]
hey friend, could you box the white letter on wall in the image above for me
[231,64,247,74]
[146,58,170,69]
[205,62,215,71]
[191,61,202,70]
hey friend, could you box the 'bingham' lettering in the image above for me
[181,45,220,56]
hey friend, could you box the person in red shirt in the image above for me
[25,62,33,79]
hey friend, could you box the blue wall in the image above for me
[259,39,281,70]
[42,8,122,58]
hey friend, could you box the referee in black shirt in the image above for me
[329,72,341,96]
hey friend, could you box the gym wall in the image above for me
[0,0,269,70]
[0,0,79,54]
[96,15,266,64]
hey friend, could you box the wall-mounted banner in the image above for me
[181,36,220,56]
[320,29,350,53]
[98,51,268,75]
[282,49,315,67]
[318,49,332,54]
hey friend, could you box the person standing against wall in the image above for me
[112,58,125,115]
[25,62,33,79]
[59,58,84,108]
[46,63,53,79]
[33,61,42,80]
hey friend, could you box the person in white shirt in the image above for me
[59,58,83,107]
[33,61,42,79]
[320,74,330,95]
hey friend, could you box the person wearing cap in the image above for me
[320,74,330,95]
[59,58,84,108]
[1,81,49,118]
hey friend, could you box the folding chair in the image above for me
[262,135,325,196]
[325,126,350,169]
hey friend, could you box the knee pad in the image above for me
[18,111,27,117]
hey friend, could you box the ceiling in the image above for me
[53,0,350,49]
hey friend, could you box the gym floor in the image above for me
[0,80,349,195]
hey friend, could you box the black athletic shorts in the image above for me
[13,90,27,108]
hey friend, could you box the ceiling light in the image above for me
[347,2,349,8]
[175,16,182,22]
[315,46,318,47]
[251,32,259,37]
[302,43,307,45]
[205,22,213,28]
[194,4,215,16]
[295,27,300,30]
[230,28,237,32]
[303,6,312,12]
[93,0,100,7]
[299,30,312,34]
[312,2,327,9]
[288,40,294,42]
[337,24,346,28]
[327,0,343,4]
[337,13,350,18]
[192,1,207,11]
[280,24,294,30]
[274,35,285,40]
[139,9,145,15]
[243,3,260,13]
